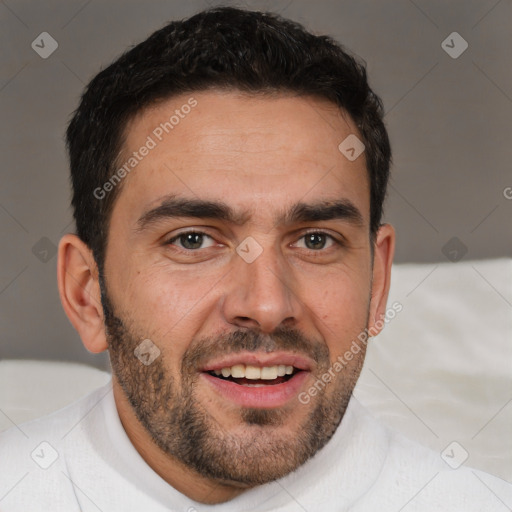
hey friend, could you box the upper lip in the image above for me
[201,351,314,372]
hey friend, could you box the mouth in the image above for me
[200,354,313,409]
[207,363,300,386]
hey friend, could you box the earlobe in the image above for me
[57,233,108,354]
[367,223,396,337]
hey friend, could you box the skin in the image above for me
[57,90,395,504]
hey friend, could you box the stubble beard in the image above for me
[100,275,366,486]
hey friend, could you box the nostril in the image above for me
[234,317,260,329]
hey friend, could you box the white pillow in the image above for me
[0,359,110,432]
[355,257,512,481]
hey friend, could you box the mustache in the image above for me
[183,326,330,372]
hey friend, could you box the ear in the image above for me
[57,233,108,353]
[367,223,395,336]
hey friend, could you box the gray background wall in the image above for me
[1,0,511,369]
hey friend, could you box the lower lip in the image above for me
[201,371,310,409]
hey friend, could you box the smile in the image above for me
[210,363,297,384]
[200,355,312,409]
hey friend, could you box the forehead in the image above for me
[112,90,369,228]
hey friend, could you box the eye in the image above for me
[293,231,339,251]
[166,231,216,250]
[165,229,341,253]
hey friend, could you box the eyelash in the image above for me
[165,229,342,252]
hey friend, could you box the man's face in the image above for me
[101,90,378,486]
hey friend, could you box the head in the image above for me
[58,6,394,503]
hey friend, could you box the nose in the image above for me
[221,242,301,333]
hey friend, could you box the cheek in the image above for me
[123,262,211,317]
[117,263,221,358]
[305,268,371,356]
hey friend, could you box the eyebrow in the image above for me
[134,194,364,233]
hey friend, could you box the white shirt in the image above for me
[0,380,511,511]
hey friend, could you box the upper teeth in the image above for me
[214,364,294,380]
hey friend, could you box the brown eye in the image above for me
[167,231,215,250]
[294,231,337,251]
[304,232,328,250]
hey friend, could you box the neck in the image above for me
[112,381,249,504]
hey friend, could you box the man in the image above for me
[0,6,510,511]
